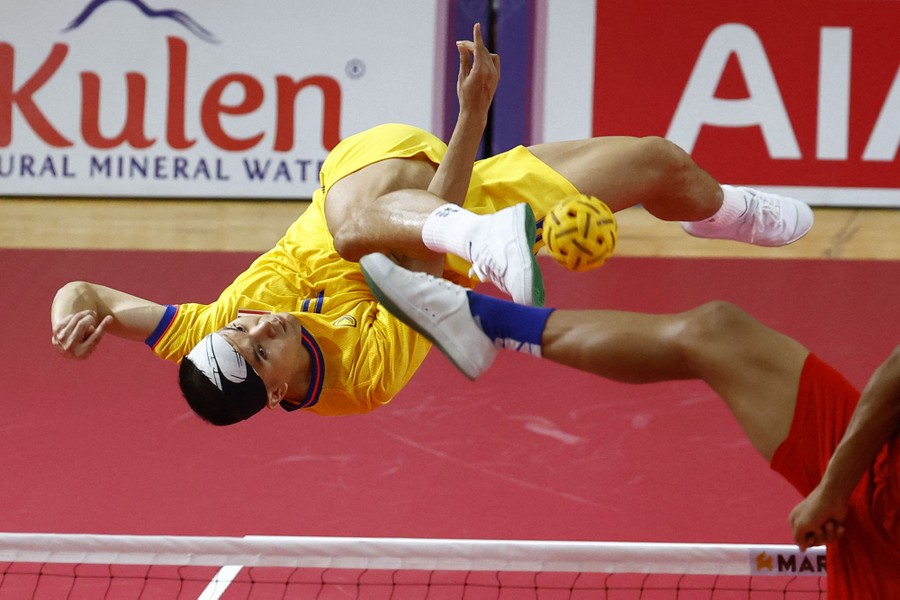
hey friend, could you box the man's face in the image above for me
[217,312,305,398]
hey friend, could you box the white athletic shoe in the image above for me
[681,187,814,247]
[468,203,545,306]
[360,253,497,380]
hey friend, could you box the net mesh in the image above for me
[0,534,827,599]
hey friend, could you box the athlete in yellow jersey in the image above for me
[50,24,814,426]
[149,124,460,418]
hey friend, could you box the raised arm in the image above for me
[51,281,166,359]
[324,22,501,273]
[789,344,900,549]
[427,22,500,205]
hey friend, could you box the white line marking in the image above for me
[197,565,242,600]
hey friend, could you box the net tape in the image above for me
[0,534,826,578]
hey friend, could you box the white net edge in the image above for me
[0,533,825,577]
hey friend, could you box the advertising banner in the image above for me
[0,0,445,198]
[6,1,898,206]
[540,0,900,206]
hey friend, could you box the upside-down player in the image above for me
[52,24,813,427]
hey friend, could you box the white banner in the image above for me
[0,0,445,198]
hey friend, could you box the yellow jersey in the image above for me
[147,123,580,416]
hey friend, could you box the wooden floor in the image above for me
[2,197,899,260]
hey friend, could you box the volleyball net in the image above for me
[0,533,826,598]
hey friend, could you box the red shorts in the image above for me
[770,353,900,599]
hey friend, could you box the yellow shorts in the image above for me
[316,123,580,287]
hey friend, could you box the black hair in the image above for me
[178,357,268,426]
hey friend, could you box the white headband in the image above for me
[185,332,251,392]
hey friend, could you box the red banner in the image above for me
[593,0,899,192]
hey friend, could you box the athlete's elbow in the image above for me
[54,280,95,303]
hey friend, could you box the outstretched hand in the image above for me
[788,483,848,551]
[456,22,500,117]
[51,309,113,360]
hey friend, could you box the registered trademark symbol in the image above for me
[345,59,366,79]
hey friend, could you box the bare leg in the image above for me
[324,158,542,306]
[324,158,448,274]
[529,136,814,247]
[331,188,445,262]
[527,136,722,221]
[541,301,810,461]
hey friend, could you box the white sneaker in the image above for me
[360,253,497,380]
[681,187,814,247]
[468,203,545,306]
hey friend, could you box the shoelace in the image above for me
[409,270,461,293]
[468,259,509,295]
[406,269,465,320]
[746,192,784,243]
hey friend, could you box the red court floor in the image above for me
[1,249,898,545]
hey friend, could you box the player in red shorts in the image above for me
[774,354,900,597]
[360,252,900,599]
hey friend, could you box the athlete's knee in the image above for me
[676,301,755,357]
[633,136,696,185]
[330,213,369,262]
[634,136,721,219]
[884,343,900,371]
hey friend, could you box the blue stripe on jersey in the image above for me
[144,304,178,349]
[314,290,324,313]
[299,291,325,314]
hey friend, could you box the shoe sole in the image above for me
[520,204,545,307]
[360,255,481,380]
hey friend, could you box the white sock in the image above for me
[421,204,482,261]
[690,185,748,227]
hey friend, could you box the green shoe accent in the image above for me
[523,205,545,307]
